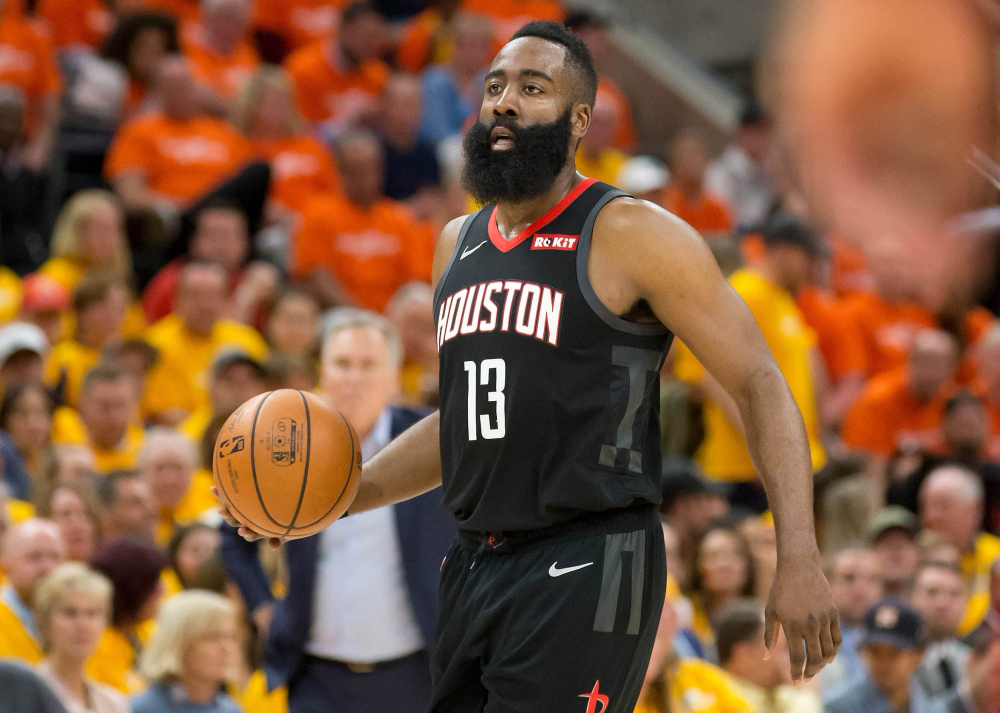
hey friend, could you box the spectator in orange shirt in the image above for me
[231,66,339,229]
[38,0,111,54]
[181,0,261,116]
[253,0,345,62]
[661,131,733,239]
[292,129,435,312]
[99,12,180,120]
[395,0,464,73]
[842,329,960,459]
[0,10,60,171]
[145,0,201,26]
[283,1,389,135]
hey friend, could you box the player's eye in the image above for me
[487,83,502,95]
[524,84,542,94]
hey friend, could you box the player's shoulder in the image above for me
[431,213,476,289]
[596,195,705,250]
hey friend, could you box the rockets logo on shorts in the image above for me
[531,234,579,251]
[436,280,565,349]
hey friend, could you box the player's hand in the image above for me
[211,486,285,549]
[765,554,841,683]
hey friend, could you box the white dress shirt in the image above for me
[305,409,425,663]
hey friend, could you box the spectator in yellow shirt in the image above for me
[0,519,66,663]
[70,364,145,474]
[919,465,1000,635]
[635,596,753,713]
[178,349,270,448]
[95,470,157,542]
[673,214,826,512]
[44,278,130,410]
[138,428,220,546]
[144,261,267,424]
[0,265,21,324]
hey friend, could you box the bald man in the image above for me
[920,465,1000,635]
[0,519,66,662]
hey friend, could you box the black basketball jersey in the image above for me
[433,179,674,532]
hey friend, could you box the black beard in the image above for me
[461,109,573,205]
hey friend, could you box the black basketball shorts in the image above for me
[428,505,667,713]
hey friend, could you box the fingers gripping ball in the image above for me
[213,389,362,539]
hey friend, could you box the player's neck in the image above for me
[493,167,584,241]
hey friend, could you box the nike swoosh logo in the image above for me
[548,562,594,577]
[460,240,488,259]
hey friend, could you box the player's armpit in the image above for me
[431,214,471,290]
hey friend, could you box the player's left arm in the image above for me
[592,198,840,681]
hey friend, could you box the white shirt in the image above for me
[305,409,425,663]
[705,144,773,229]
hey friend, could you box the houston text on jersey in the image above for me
[436,280,564,349]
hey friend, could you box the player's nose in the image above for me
[491,86,519,119]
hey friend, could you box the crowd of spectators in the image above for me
[0,0,998,712]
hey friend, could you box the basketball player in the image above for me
[218,21,839,712]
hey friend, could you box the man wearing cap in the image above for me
[824,598,936,713]
[868,506,922,597]
[178,348,270,446]
[0,322,47,394]
[706,102,774,230]
[672,213,826,512]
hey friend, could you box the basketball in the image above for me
[213,389,363,539]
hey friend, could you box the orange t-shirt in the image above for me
[291,193,434,312]
[254,0,345,52]
[253,135,339,216]
[842,368,950,457]
[284,41,389,127]
[661,186,733,237]
[182,24,261,99]
[396,7,452,73]
[842,291,938,378]
[38,0,111,49]
[0,17,60,135]
[144,0,200,25]
[796,286,866,382]
[597,78,638,153]
[463,0,565,42]
[104,113,250,206]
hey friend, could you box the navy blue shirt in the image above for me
[381,138,440,201]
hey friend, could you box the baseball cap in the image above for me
[0,322,48,367]
[865,506,919,545]
[212,348,267,379]
[661,457,726,512]
[616,156,670,197]
[20,274,69,313]
[761,213,828,258]
[862,598,925,650]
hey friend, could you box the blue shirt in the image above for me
[418,67,478,145]
[131,683,241,713]
[823,675,950,713]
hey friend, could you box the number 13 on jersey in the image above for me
[464,359,506,440]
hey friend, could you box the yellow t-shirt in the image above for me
[87,627,145,694]
[44,339,101,409]
[673,269,826,482]
[0,598,43,664]
[39,257,85,291]
[143,315,267,418]
[577,148,629,189]
[4,499,36,525]
[178,404,213,447]
[232,670,288,713]
[55,420,145,474]
[155,469,219,546]
[635,659,754,713]
[0,266,22,324]
[51,405,88,445]
[39,258,146,342]
[957,532,1000,635]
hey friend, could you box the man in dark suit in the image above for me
[221,308,454,713]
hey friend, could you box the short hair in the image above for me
[80,362,131,398]
[138,427,197,472]
[320,307,403,368]
[921,465,984,505]
[913,561,964,587]
[193,197,246,225]
[341,1,381,26]
[72,276,127,315]
[33,563,112,652]
[89,536,167,627]
[94,469,142,508]
[140,590,236,682]
[944,390,984,417]
[716,599,765,666]
[509,21,598,107]
[334,128,383,164]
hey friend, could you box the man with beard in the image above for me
[218,20,839,712]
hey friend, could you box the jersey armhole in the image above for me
[433,208,485,304]
[576,190,671,336]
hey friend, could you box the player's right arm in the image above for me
[216,215,468,545]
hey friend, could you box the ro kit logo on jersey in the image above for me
[531,234,579,251]
[437,280,564,349]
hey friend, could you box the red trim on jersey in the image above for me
[487,178,598,253]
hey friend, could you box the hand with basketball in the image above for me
[212,389,363,547]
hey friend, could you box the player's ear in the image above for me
[571,103,591,140]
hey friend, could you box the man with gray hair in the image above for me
[920,465,1000,635]
[222,307,454,713]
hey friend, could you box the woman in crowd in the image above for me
[0,382,55,482]
[99,12,180,119]
[88,537,168,694]
[686,523,756,660]
[167,523,221,591]
[34,563,129,713]
[264,289,320,361]
[36,482,101,563]
[133,590,242,713]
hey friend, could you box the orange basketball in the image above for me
[213,389,362,539]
